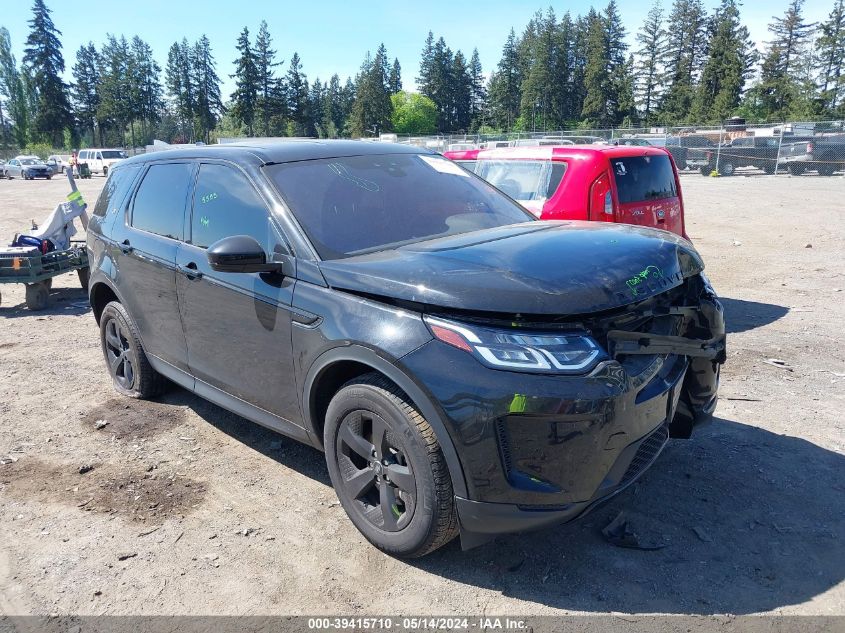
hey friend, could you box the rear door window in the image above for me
[131,163,193,240]
[611,155,677,204]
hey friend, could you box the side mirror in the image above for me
[206,235,282,274]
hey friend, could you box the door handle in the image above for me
[177,262,203,280]
[119,239,133,254]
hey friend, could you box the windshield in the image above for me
[473,159,566,207]
[20,159,41,166]
[267,153,534,260]
[101,150,126,159]
[610,155,677,204]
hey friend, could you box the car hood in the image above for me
[317,221,704,316]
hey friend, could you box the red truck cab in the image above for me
[444,145,688,239]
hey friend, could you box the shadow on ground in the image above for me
[720,297,789,334]
[0,286,91,318]
[412,417,844,614]
[145,390,844,615]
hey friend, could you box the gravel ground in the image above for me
[0,170,843,616]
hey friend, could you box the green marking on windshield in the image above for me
[200,216,210,227]
[201,192,219,204]
[626,265,663,296]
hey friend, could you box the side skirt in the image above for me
[147,354,315,447]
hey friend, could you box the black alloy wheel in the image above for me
[103,314,137,391]
[336,409,417,532]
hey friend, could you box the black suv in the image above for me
[86,141,725,557]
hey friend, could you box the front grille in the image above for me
[620,425,669,487]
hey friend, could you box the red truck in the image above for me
[443,145,687,239]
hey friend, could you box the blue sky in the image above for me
[0,0,835,98]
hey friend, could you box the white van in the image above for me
[77,148,127,176]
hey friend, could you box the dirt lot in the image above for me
[0,171,843,617]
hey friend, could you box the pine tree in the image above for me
[192,35,222,142]
[519,9,556,131]
[286,52,311,136]
[321,74,342,137]
[255,20,283,136]
[660,0,708,122]
[130,36,163,144]
[581,9,611,126]
[23,0,73,145]
[0,27,29,146]
[758,0,817,118]
[165,39,195,142]
[691,0,756,123]
[309,77,325,136]
[349,46,392,137]
[468,48,486,130]
[417,32,435,97]
[488,29,521,130]
[98,35,132,147]
[816,0,845,114]
[451,50,472,132]
[605,0,633,125]
[419,36,454,131]
[230,27,259,136]
[634,2,666,122]
[71,43,100,145]
[388,57,402,94]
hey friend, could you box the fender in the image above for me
[88,266,127,322]
[302,345,469,499]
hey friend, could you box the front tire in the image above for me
[817,163,835,176]
[99,301,167,398]
[720,162,735,176]
[788,163,805,176]
[324,373,458,558]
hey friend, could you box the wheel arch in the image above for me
[89,278,122,324]
[303,345,469,498]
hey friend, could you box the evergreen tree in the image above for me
[419,36,454,131]
[0,27,29,146]
[98,35,132,147]
[519,9,556,131]
[71,43,100,145]
[309,77,325,136]
[23,0,73,145]
[388,57,402,93]
[758,0,817,118]
[660,0,708,121]
[255,20,283,136]
[286,52,311,136]
[634,2,666,122]
[468,48,487,130]
[165,39,195,141]
[349,46,392,137]
[451,50,472,132]
[192,35,222,142]
[230,27,259,136]
[131,36,163,144]
[488,29,521,130]
[581,9,611,126]
[816,0,845,114]
[417,32,435,96]
[321,74,343,137]
[605,0,633,125]
[691,0,756,123]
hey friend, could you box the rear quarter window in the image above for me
[92,165,142,217]
[611,155,677,204]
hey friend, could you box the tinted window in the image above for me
[611,155,677,204]
[79,151,88,160]
[101,150,125,159]
[267,153,533,260]
[191,164,271,249]
[474,159,567,204]
[131,163,192,240]
[93,164,141,217]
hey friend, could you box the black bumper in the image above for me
[454,423,670,548]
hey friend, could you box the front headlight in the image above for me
[424,316,606,374]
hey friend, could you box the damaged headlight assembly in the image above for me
[424,315,607,374]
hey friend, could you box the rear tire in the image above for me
[700,165,711,176]
[720,162,735,176]
[788,163,805,176]
[817,163,835,176]
[25,282,49,310]
[99,301,168,398]
[324,372,458,558]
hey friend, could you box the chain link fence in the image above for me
[388,120,845,177]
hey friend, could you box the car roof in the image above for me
[446,145,670,161]
[121,140,431,167]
